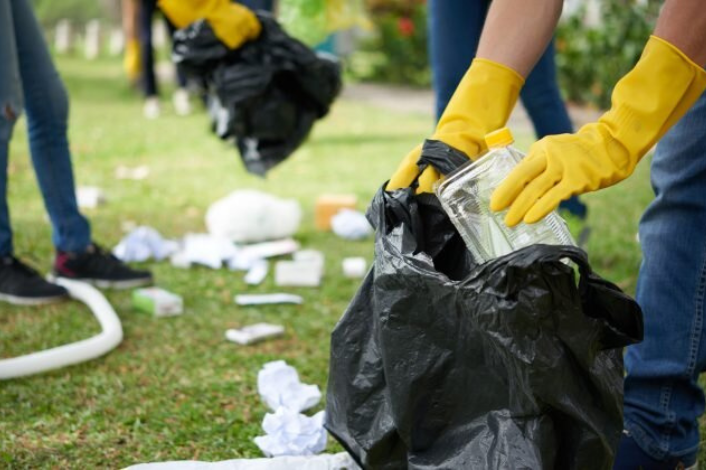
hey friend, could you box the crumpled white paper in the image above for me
[125,452,359,469]
[254,408,327,458]
[206,190,302,243]
[178,234,239,270]
[331,210,372,241]
[113,226,179,262]
[257,361,321,413]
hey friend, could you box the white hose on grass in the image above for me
[0,278,123,380]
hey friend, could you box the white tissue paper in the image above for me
[257,361,321,413]
[125,452,359,469]
[113,226,179,262]
[254,408,327,458]
[331,210,372,241]
[179,234,239,269]
[206,190,302,243]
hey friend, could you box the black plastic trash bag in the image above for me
[325,142,643,469]
[172,13,342,176]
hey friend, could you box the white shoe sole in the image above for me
[0,293,68,306]
[50,275,152,290]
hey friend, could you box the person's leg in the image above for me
[0,0,23,258]
[427,0,489,120]
[520,40,587,219]
[139,0,159,98]
[617,92,706,467]
[11,0,91,254]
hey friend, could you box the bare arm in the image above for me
[655,0,706,65]
[476,0,564,78]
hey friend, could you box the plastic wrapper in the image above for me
[172,13,342,176]
[325,142,644,469]
[278,0,370,46]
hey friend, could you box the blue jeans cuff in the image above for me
[625,419,699,464]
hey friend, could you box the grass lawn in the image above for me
[1,55,697,468]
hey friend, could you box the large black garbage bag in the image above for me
[325,144,643,469]
[172,13,342,176]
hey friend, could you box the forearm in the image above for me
[476,0,563,77]
[654,0,706,65]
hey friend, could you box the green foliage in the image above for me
[556,0,660,108]
[31,0,103,26]
[348,2,429,87]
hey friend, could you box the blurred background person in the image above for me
[0,0,152,305]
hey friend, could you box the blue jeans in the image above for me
[427,0,587,218]
[623,90,706,463]
[0,0,91,256]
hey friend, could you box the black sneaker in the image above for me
[53,243,153,290]
[0,257,69,306]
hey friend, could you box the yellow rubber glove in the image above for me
[491,36,706,226]
[159,0,261,49]
[123,38,141,83]
[387,58,525,193]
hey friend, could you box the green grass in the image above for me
[0,55,693,467]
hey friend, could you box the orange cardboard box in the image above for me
[315,194,358,230]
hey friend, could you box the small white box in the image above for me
[132,287,183,317]
[275,260,323,287]
[342,257,367,278]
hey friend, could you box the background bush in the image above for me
[556,0,660,109]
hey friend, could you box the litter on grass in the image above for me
[113,226,178,262]
[206,190,302,243]
[342,257,366,279]
[115,165,150,180]
[126,452,359,469]
[132,288,183,317]
[76,186,105,209]
[257,360,322,413]
[331,209,372,241]
[244,260,269,285]
[235,294,303,306]
[254,408,327,458]
[314,194,357,230]
[225,323,285,345]
[275,260,322,287]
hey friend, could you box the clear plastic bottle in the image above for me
[435,127,576,263]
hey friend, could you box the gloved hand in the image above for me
[387,58,524,193]
[123,38,141,83]
[159,0,261,49]
[491,36,706,226]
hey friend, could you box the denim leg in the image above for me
[238,0,274,11]
[11,0,91,253]
[427,0,489,120]
[521,40,587,218]
[624,91,706,462]
[140,0,159,98]
[0,0,23,257]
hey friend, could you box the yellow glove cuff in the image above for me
[433,58,525,159]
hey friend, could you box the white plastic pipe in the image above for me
[0,278,123,380]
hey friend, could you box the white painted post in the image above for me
[108,28,125,56]
[84,19,101,60]
[55,19,72,54]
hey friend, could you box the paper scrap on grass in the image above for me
[244,260,269,285]
[115,165,150,180]
[178,233,239,269]
[235,294,303,306]
[331,209,372,240]
[257,360,321,413]
[113,226,179,262]
[225,323,285,345]
[254,408,327,458]
[76,186,105,209]
[124,452,360,469]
